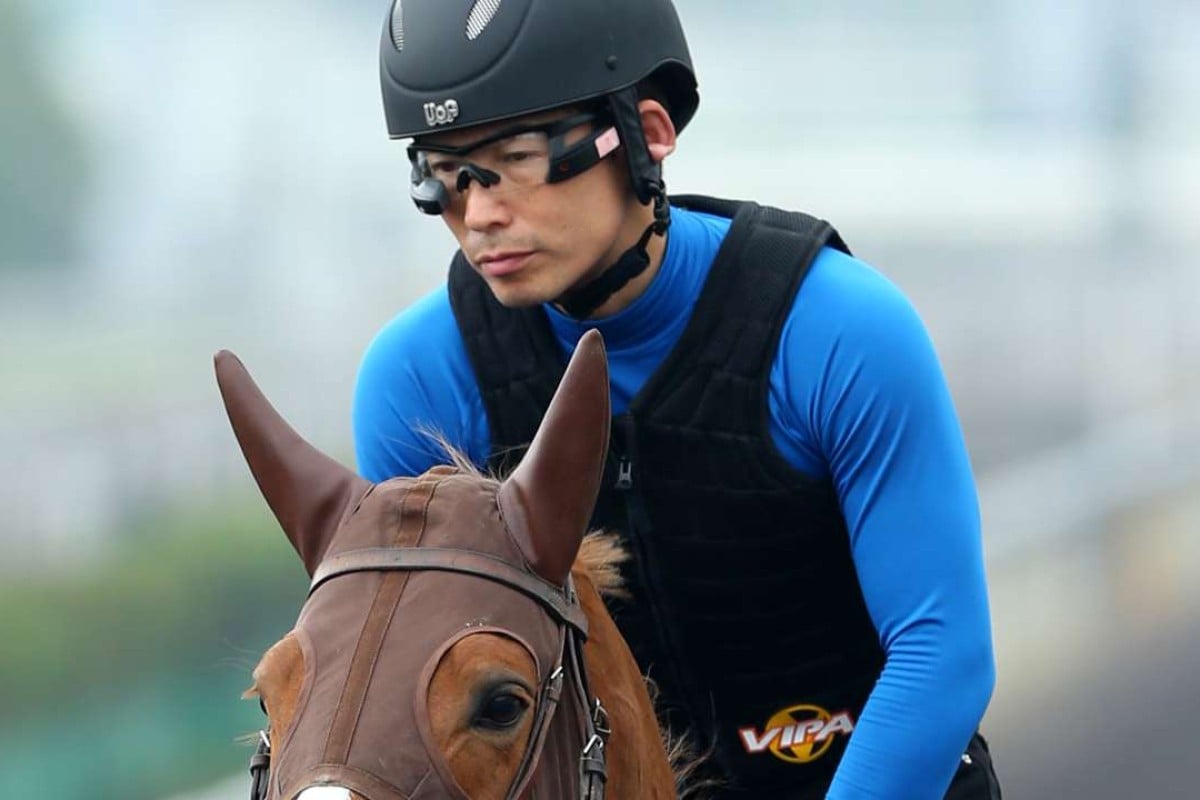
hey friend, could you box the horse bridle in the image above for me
[249,546,611,800]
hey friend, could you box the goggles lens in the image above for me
[419,129,551,198]
[407,113,617,214]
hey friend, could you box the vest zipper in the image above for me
[615,458,633,490]
[611,415,713,743]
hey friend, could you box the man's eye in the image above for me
[429,160,460,175]
[502,151,536,164]
[475,692,528,730]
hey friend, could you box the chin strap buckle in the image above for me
[649,181,670,234]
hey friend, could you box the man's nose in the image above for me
[461,177,512,231]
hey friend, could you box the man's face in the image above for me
[412,110,639,309]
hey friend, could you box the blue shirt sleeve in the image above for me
[352,285,491,482]
[770,249,996,798]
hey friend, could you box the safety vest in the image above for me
[449,196,883,797]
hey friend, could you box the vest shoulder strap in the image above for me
[632,195,849,427]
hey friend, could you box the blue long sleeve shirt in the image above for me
[353,205,995,799]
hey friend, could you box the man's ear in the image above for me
[637,99,677,164]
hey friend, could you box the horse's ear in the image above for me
[498,330,610,587]
[214,351,371,576]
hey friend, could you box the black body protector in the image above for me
[450,195,1001,799]
[451,195,875,797]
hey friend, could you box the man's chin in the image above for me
[484,280,555,310]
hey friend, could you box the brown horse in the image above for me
[216,331,678,799]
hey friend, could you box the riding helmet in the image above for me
[379,0,699,140]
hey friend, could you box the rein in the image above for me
[249,546,611,800]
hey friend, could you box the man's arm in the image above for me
[352,286,491,481]
[771,248,995,798]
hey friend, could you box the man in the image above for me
[353,1,1001,797]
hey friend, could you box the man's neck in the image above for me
[554,202,668,320]
[582,226,668,319]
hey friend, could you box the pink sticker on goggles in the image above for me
[595,128,621,158]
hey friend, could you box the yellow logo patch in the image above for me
[737,704,856,764]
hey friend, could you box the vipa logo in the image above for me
[423,99,460,127]
[738,704,856,764]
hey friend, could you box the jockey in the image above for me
[354,1,1001,798]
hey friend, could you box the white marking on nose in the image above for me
[296,787,353,800]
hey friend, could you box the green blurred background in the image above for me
[2,1,1198,797]
[0,497,304,795]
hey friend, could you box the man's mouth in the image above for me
[476,251,535,277]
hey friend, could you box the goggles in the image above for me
[407,112,621,215]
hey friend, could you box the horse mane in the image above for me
[574,531,631,600]
[425,431,502,483]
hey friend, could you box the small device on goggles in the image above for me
[407,112,620,215]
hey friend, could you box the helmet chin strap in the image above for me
[554,186,670,319]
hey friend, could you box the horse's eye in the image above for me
[475,692,528,730]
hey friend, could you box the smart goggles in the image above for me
[407,112,621,215]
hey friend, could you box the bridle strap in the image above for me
[505,635,568,800]
[507,623,609,800]
[249,730,271,800]
[570,628,610,800]
[310,547,589,635]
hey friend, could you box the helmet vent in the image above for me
[390,0,404,51]
[465,0,502,41]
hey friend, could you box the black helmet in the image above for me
[379,0,698,140]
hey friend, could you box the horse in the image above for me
[215,330,680,799]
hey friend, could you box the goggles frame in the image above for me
[407,112,620,215]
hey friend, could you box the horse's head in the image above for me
[218,331,612,800]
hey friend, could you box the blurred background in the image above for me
[1,0,1197,796]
